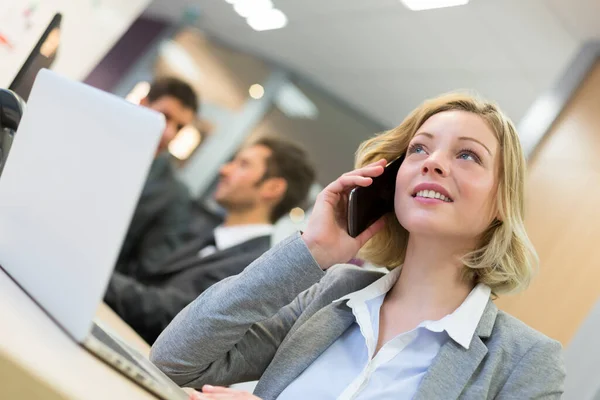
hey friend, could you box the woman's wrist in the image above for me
[301,233,333,270]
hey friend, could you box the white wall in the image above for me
[0,0,152,88]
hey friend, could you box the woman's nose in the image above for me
[421,154,449,177]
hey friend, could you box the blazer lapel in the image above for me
[162,231,214,263]
[159,235,270,276]
[257,301,356,399]
[155,232,216,275]
[413,336,488,400]
[193,235,270,265]
[414,299,498,400]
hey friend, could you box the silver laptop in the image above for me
[0,69,188,400]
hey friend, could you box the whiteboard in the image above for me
[0,0,151,89]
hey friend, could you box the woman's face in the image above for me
[394,110,500,242]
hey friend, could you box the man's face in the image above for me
[214,145,273,212]
[141,95,196,152]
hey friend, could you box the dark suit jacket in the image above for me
[105,229,271,344]
[115,152,193,279]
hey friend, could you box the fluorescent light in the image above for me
[169,125,202,160]
[246,8,287,31]
[275,82,318,120]
[40,28,60,57]
[400,0,469,11]
[249,84,265,99]
[289,207,305,223]
[126,81,150,104]
[226,0,287,31]
[233,0,273,18]
[159,40,202,82]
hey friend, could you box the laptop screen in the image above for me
[0,69,164,342]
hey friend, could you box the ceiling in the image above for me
[144,0,600,130]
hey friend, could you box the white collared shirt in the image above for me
[277,267,491,400]
[197,224,273,258]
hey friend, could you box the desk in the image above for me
[95,302,150,358]
[0,268,157,399]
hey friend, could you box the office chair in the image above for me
[0,89,25,176]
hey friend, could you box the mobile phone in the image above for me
[347,155,405,238]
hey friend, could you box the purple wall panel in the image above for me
[84,16,169,92]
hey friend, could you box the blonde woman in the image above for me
[151,93,565,400]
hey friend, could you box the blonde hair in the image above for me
[355,92,537,295]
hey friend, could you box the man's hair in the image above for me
[251,135,316,223]
[146,77,199,113]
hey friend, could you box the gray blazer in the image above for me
[105,232,271,344]
[151,233,566,399]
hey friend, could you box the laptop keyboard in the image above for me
[89,322,190,399]
[90,322,145,370]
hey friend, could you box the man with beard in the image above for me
[105,135,316,344]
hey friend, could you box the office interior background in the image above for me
[2,0,600,398]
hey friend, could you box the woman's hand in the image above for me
[302,159,388,270]
[192,385,262,400]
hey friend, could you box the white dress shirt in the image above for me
[197,224,273,258]
[277,267,491,400]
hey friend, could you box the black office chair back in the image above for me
[0,89,26,176]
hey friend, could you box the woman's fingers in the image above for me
[202,386,232,393]
[320,159,388,198]
[361,158,388,169]
[324,175,373,196]
[343,161,387,178]
[197,386,262,400]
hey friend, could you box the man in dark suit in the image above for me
[105,135,316,344]
[115,77,199,279]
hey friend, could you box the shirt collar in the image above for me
[332,266,401,306]
[332,267,491,350]
[422,283,491,349]
[213,224,273,251]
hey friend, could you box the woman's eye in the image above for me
[458,150,481,163]
[408,144,426,154]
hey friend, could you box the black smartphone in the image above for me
[347,155,405,238]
